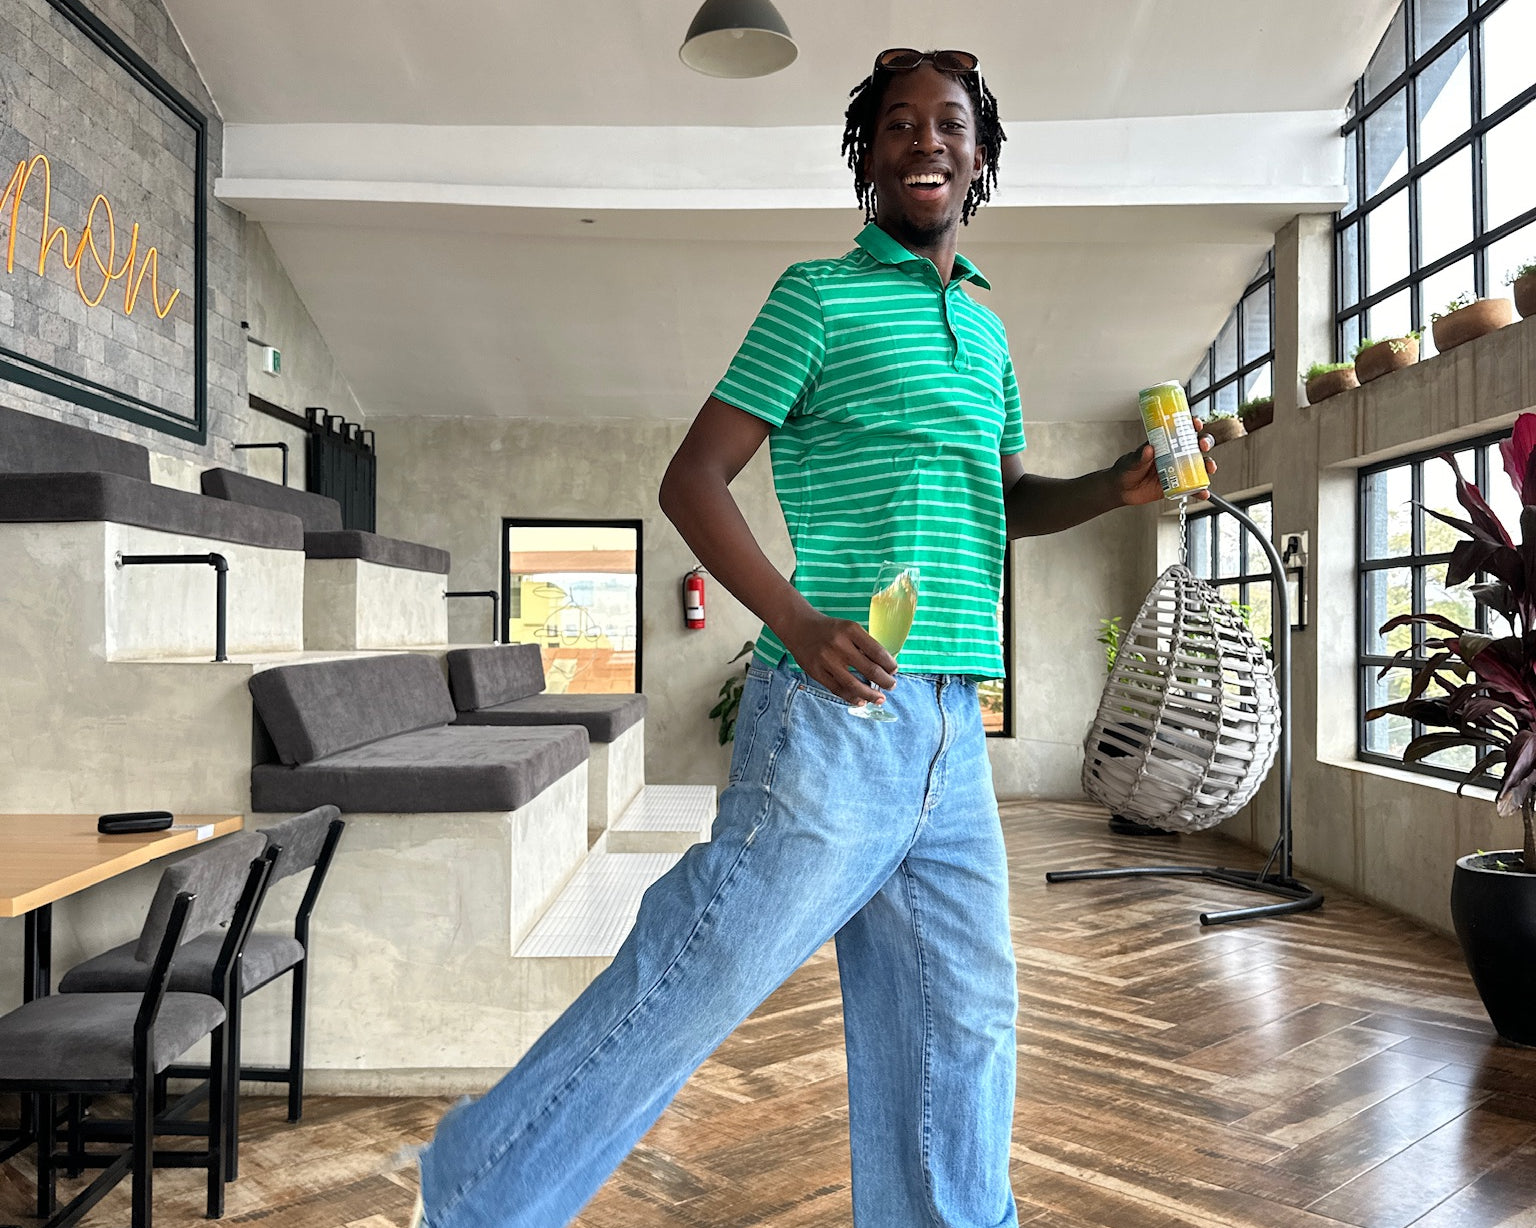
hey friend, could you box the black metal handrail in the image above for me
[232,441,290,486]
[115,553,230,661]
[445,590,500,644]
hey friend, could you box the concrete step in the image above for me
[516,848,681,959]
[606,784,716,854]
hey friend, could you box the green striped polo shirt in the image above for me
[713,222,1025,678]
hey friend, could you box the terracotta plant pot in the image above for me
[1239,399,1273,431]
[1354,335,1418,383]
[1432,297,1514,352]
[1516,273,1536,320]
[1305,366,1359,404]
[1204,416,1246,445]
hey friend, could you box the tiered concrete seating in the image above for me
[201,468,449,650]
[446,643,645,838]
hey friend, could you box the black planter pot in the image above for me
[1450,851,1536,1046]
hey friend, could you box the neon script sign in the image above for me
[1,153,184,320]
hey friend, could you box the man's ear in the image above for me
[972,145,986,181]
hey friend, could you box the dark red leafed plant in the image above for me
[1365,412,1536,872]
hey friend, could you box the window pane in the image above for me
[1365,88,1410,194]
[1417,146,1474,267]
[1248,499,1274,541]
[1423,450,1474,553]
[1217,514,1241,578]
[1243,362,1273,402]
[1487,218,1536,292]
[1366,7,1408,101]
[1189,353,1211,393]
[1246,581,1273,643]
[1342,312,1364,361]
[1367,288,1413,344]
[1340,220,1362,308]
[1363,465,1413,559]
[1187,514,1213,578]
[1426,561,1476,630]
[1214,311,1238,379]
[1420,255,1477,356]
[1215,382,1239,417]
[1364,667,1413,755]
[1363,567,1415,655]
[1345,126,1360,214]
[1188,394,1210,427]
[1484,100,1536,231]
[1415,0,1469,54]
[1416,36,1471,158]
[1482,0,1536,116]
[1241,283,1272,365]
[1367,188,1410,295]
[1486,443,1523,541]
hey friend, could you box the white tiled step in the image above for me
[515,849,681,958]
[606,784,716,854]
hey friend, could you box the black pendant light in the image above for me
[679,0,798,78]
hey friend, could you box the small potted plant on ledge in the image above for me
[1510,260,1536,320]
[1304,360,1358,405]
[1237,395,1273,432]
[1204,406,1246,446]
[1366,411,1536,1046]
[1353,331,1420,383]
[1431,291,1514,353]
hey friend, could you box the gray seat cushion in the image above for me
[446,644,548,709]
[304,529,449,574]
[250,724,589,813]
[0,992,226,1087]
[202,468,449,574]
[0,472,304,549]
[249,654,457,765]
[0,404,152,480]
[456,693,646,743]
[59,931,306,997]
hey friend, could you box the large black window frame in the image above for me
[1336,0,1536,363]
[1357,430,1515,783]
[1184,495,1276,647]
[1186,253,1275,424]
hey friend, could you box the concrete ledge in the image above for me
[588,720,644,836]
[303,556,448,650]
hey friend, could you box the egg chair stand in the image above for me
[1046,492,1323,926]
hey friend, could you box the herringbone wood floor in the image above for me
[5,800,1536,1227]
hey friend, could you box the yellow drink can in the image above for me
[1138,381,1209,498]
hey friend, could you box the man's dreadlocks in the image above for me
[840,63,1005,225]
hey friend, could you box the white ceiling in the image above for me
[162,0,1403,424]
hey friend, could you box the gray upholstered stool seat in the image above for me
[456,694,646,742]
[0,993,225,1087]
[58,931,305,997]
[251,723,589,813]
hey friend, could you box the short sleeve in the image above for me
[711,267,825,429]
[1000,356,1026,453]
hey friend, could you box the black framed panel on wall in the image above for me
[0,0,208,442]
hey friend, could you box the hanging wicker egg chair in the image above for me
[1082,564,1281,833]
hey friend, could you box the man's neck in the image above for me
[875,219,959,287]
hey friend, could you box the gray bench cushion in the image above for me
[456,694,646,743]
[249,654,456,765]
[202,468,450,574]
[59,931,305,997]
[446,644,548,709]
[250,724,589,813]
[0,472,304,549]
[304,529,449,574]
[0,404,151,480]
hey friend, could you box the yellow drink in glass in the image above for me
[851,564,919,722]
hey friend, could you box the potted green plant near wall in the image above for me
[1304,360,1358,405]
[1237,395,1273,432]
[1430,291,1514,352]
[710,641,756,744]
[1366,412,1536,1046]
[1204,406,1246,446]
[1510,260,1536,320]
[1353,331,1420,383]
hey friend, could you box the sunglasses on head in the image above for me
[874,48,980,75]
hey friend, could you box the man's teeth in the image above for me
[904,173,947,186]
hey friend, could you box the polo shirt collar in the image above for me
[855,222,992,290]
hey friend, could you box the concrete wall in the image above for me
[373,413,1155,794]
[1207,214,1536,937]
[0,0,358,493]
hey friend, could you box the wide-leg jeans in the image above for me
[418,660,1019,1228]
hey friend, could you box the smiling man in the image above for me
[411,51,1207,1228]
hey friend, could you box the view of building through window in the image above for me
[503,520,641,694]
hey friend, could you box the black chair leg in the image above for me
[287,961,307,1123]
[67,1094,85,1178]
[132,1072,154,1228]
[207,1024,226,1218]
[225,993,242,1182]
[36,1092,56,1220]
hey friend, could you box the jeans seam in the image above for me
[901,860,945,1228]
[436,675,798,1222]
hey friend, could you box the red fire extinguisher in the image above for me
[683,567,706,630]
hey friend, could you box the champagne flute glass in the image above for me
[849,563,920,723]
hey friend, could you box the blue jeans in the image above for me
[418,661,1018,1227]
